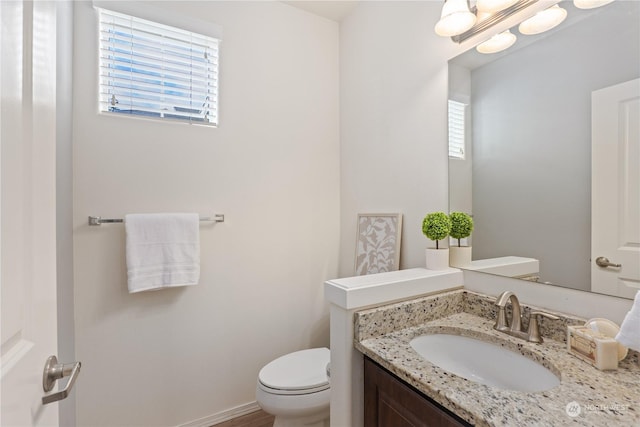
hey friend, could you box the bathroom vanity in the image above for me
[364,357,470,427]
[355,289,640,427]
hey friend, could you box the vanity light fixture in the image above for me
[476,29,517,53]
[434,0,477,37]
[437,0,538,43]
[436,0,613,51]
[573,0,614,9]
[518,4,567,35]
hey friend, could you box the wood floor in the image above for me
[211,409,274,427]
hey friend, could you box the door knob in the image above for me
[42,355,81,404]
[595,256,622,268]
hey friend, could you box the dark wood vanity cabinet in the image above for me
[364,357,471,427]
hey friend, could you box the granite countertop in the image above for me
[354,290,640,427]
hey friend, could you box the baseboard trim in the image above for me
[177,401,262,427]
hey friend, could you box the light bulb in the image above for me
[476,0,519,13]
[435,0,477,37]
[518,4,567,35]
[574,0,614,9]
[476,30,517,54]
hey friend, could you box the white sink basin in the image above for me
[410,334,560,392]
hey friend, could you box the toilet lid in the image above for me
[258,348,330,392]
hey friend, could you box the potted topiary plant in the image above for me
[449,212,474,267]
[422,212,451,270]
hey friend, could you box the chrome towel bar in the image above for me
[88,214,224,226]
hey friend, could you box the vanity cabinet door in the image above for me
[364,357,470,427]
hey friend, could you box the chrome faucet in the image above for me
[494,291,559,343]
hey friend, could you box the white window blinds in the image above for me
[448,100,466,159]
[98,8,219,126]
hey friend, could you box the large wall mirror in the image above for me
[448,0,639,299]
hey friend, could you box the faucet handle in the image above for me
[527,311,560,343]
[494,306,510,331]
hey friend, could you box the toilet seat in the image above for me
[258,381,329,395]
[258,348,330,396]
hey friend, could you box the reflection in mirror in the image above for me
[448,0,639,299]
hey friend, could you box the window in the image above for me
[448,100,467,159]
[98,8,219,126]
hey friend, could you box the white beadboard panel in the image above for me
[325,268,463,309]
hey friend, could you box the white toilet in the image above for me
[256,347,330,427]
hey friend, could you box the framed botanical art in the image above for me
[354,213,403,276]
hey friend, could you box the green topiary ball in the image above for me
[422,212,451,249]
[449,212,474,242]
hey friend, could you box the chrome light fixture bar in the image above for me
[451,0,539,43]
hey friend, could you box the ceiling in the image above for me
[282,1,359,22]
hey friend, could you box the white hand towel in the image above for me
[125,213,200,293]
[615,290,640,352]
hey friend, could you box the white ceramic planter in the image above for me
[450,246,472,267]
[425,248,450,270]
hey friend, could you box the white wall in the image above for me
[72,1,339,425]
[339,1,463,276]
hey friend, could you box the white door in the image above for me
[591,78,640,299]
[1,1,66,425]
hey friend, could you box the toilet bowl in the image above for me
[256,347,330,427]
